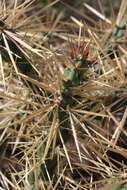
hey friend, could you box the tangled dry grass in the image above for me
[0,0,127,189]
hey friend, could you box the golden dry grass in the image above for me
[0,0,127,189]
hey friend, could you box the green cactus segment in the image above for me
[108,24,126,41]
[108,178,127,190]
[63,66,78,93]
[112,24,126,39]
[108,24,126,55]
[28,45,90,185]
[103,22,126,59]
[64,66,77,84]
[62,58,88,94]
[40,155,57,180]
[58,56,89,139]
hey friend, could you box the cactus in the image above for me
[1,1,127,189]
[108,178,127,190]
